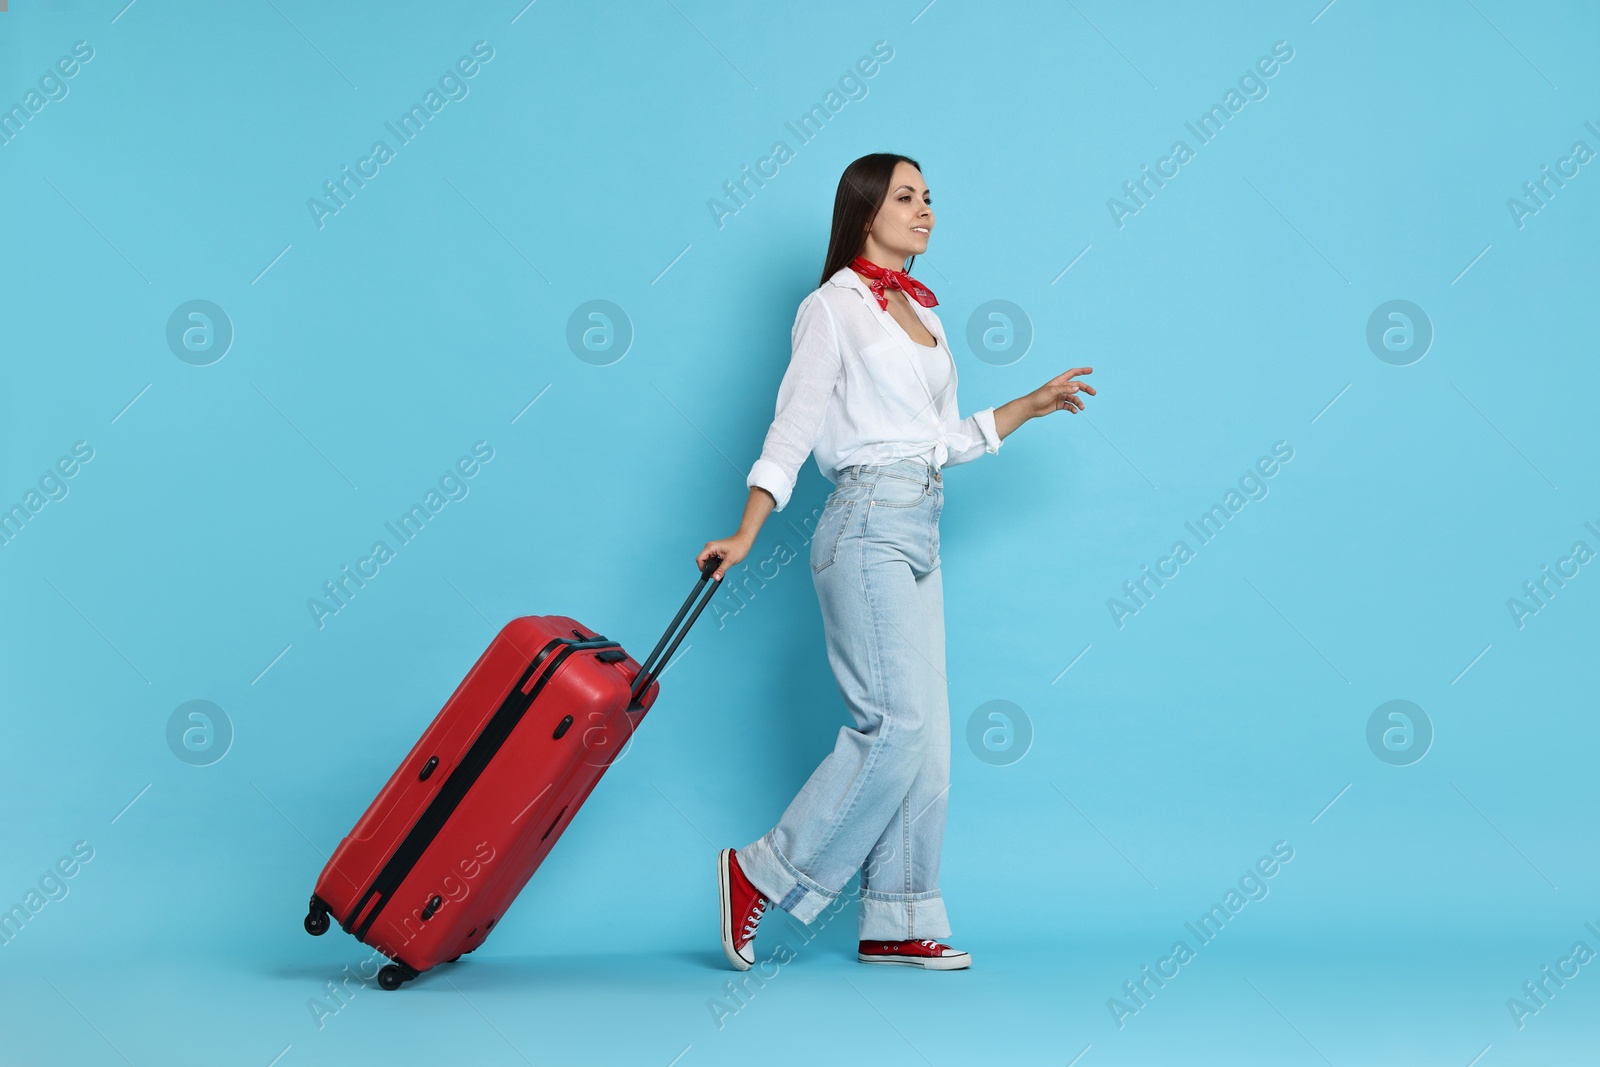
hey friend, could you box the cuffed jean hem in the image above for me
[736,829,843,926]
[858,889,951,941]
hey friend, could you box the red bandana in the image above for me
[849,255,938,311]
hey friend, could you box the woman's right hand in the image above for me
[697,534,752,581]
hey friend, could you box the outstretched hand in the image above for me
[1029,367,1095,417]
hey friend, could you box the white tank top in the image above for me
[906,335,953,468]
[913,336,952,412]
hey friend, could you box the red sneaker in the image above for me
[718,848,769,971]
[858,938,972,970]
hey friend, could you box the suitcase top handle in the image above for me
[629,555,723,705]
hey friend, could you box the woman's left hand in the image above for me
[1028,367,1095,417]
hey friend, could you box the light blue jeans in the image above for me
[737,458,952,941]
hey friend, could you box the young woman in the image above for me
[699,153,1094,971]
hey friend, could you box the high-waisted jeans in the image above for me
[736,458,952,941]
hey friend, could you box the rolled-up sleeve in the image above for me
[941,405,1003,467]
[746,293,842,512]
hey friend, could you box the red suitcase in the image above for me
[303,560,722,989]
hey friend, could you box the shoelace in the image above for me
[741,897,767,940]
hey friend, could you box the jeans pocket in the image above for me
[870,472,927,508]
[810,499,856,573]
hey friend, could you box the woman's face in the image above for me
[863,161,934,263]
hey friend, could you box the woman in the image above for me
[698,152,1094,971]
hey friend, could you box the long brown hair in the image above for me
[818,152,923,288]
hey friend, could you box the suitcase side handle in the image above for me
[629,555,722,705]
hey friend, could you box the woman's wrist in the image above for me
[994,397,1034,439]
[736,486,776,542]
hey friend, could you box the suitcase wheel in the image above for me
[378,964,407,991]
[303,897,331,937]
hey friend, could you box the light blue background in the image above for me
[2,1,1596,1064]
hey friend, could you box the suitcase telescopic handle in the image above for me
[629,555,723,705]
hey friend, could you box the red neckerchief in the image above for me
[849,255,938,311]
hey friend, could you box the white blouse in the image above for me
[746,265,1003,512]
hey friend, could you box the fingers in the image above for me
[1046,386,1084,412]
[1045,368,1096,393]
[699,543,729,580]
[1040,367,1097,416]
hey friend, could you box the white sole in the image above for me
[857,952,971,970]
[718,849,754,971]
